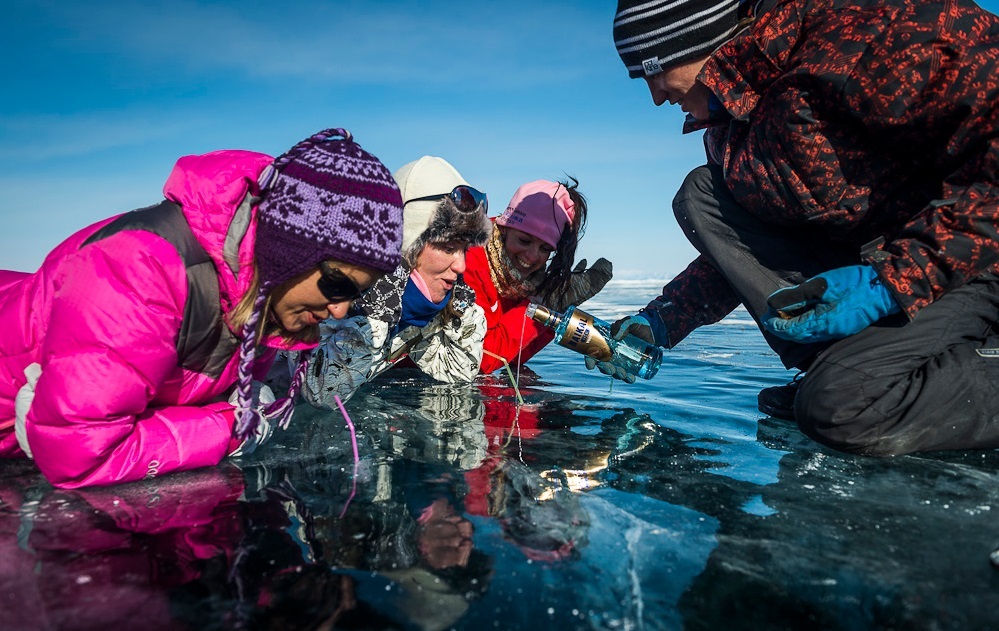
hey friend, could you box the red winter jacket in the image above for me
[462,246,554,374]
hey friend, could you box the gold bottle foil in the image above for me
[527,305,614,362]
[559,309,613,361]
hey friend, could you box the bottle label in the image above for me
[559,310,613,361]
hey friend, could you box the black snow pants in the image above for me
[672,164,999,456]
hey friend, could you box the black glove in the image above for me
[547,258,613,312]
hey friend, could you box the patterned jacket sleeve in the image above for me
[300,316,380,409]
[870,136,999,317]
[644,255,741,348]
[700,0,999,319]
[301,299,487,409]
[406,304,487,384]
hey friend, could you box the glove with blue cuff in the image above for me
[583,310,667,383]
[761,264,901,343]
[583,354,637,383]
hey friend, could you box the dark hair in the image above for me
[536,176,588,302]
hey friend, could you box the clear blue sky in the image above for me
[3,0,998,280]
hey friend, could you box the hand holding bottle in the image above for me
[583,355,637,383]
[583,316,645,382]
[583,312,666,382]
[610,314,656,344]
[528,303,661,381]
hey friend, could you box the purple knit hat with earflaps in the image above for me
[233,128,404,441]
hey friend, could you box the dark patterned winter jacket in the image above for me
[648,0,999,346]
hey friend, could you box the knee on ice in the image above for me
[794,373,907,457]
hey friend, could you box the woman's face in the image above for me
[501,227,554,276]
[644,54,713,120]
[414,241,468,303]
[269,262,380,333]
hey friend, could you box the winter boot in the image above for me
[757,373,804,421]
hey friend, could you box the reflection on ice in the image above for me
[1,296,997,629]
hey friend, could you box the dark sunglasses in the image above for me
[317,261,364,303]
[406,185,488,214]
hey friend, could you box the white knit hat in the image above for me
[393,156,491,265]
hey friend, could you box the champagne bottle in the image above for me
[526,303,662,380]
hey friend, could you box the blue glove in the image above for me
[762,265,901,343]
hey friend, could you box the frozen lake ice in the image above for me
[1,280,997,630]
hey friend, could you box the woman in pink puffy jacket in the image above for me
[0,128,404,489]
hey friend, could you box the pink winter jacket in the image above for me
[0,150,301,489]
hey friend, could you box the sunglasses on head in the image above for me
[406,185,488,214]
[317,261,364,303]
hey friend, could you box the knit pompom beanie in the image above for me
[234,128,403,440]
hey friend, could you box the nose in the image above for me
[645,77,668,107]
[326,301,351,320]
[525,243,547,265]
[451,250,467,274]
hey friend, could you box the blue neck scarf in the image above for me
[398,279,450,331]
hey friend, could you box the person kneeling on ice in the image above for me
[296,156,492,408]
[0,128,403,488]
[463,178,614,375]
[596,0,999,456]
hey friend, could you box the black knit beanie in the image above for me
[614,0,742,78]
